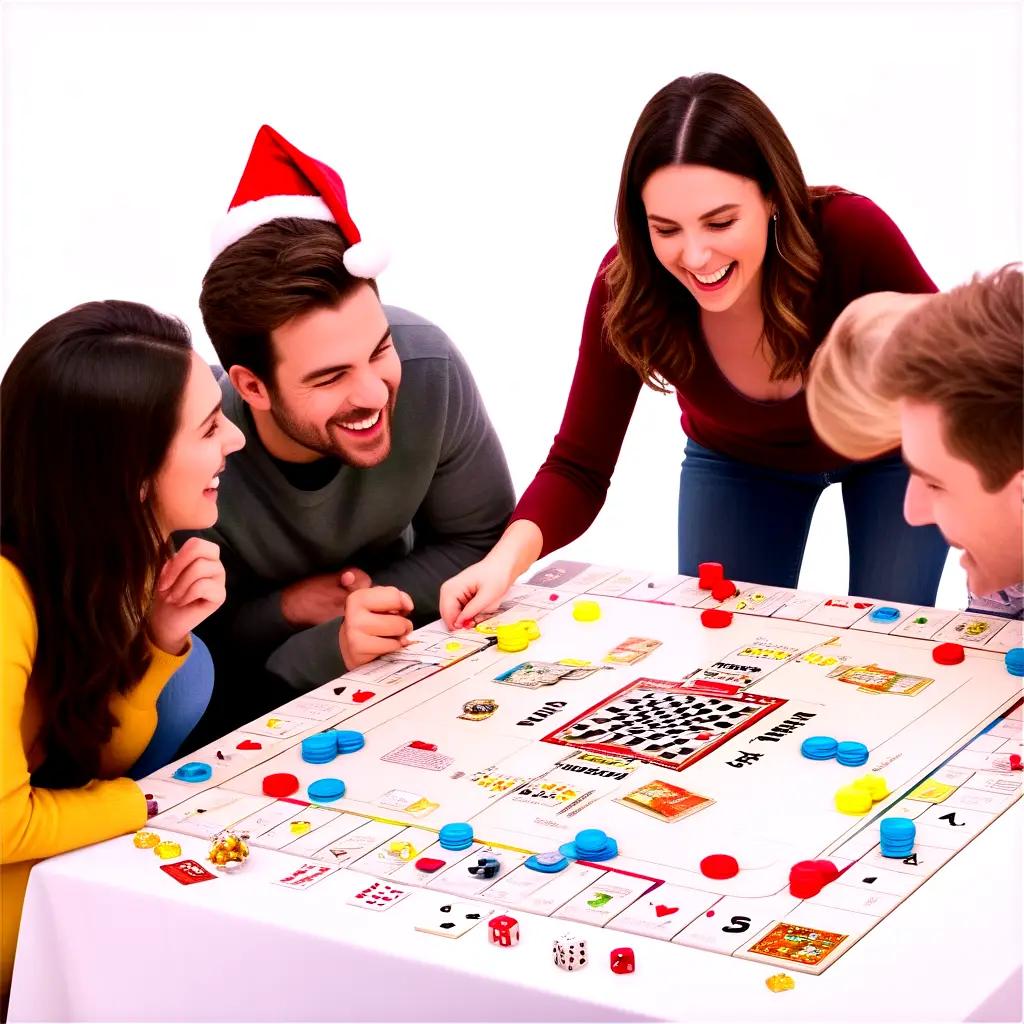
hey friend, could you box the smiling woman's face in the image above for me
[641,163,773,315]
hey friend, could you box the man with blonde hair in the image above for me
[808,265,1022,617]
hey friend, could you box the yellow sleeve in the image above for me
[0,560,148,865]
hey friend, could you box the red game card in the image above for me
[160,859,217,885]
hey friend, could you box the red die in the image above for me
[610,947,635,974]
[488,914,520,947]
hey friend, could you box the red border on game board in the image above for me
[541,678,785,772]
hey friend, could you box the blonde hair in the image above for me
[807,292,932,459]
[878,265,1023,491]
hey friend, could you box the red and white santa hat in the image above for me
[211,124,388,279]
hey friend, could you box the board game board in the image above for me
[142,563,1023,981]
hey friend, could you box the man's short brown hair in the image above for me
[199,218,376,385]
[877,264,1022,492]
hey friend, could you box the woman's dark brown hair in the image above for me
[605,72,826,389]
[1,301,192,787]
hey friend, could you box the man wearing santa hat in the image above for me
[186,125,514,730]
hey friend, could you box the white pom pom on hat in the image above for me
[210,124,389,280]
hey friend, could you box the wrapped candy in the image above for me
[765,973,795,992]
[207,830,250,871]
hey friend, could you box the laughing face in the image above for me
[900,399,1023,597]
[641,163,773,316]
[245,284,402,469]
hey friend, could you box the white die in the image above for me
[553,932,588,971]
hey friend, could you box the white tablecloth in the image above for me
[8,807,1022,1023]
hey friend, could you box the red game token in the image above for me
[700,608,733,629]
[415,857,446,873]
[811,859,840,884]
[698,562,724,586]
[262,772,300,798]
[236,739,262,750]
[788,861,825,898]
[711,579,737,601]
[700,854,739,879]
[1009,754,1022,771]
[933,642,965,665]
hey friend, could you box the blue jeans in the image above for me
[677,440,948,605]
[130,634,214,779]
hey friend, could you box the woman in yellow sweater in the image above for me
[0,300,244,999]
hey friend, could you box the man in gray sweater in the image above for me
[186,126,514,735]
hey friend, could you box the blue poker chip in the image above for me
[836,741,869,766]
[301,733,339,764]
[869,606,901,623]
[307,778,346,803]
[172,761,212,783]
[1005,648,1024,678]
[439,822,474,851]
[880,817,916,839]
[801,736,838,761]
[335,730,366,754]
[559,828,619,862]
[525,852,569,873]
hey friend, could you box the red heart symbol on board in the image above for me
[655,904,678,917]
[353,690,374,703]
[236,740,262,750]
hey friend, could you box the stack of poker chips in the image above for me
[439,822,474,851]
[836,741,869,767]
[879,817,916,858]
[800,736,839,761]
[301,729,365,764]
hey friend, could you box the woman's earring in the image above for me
[772,210,785,261]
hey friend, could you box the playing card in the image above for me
[160,859,217,885]
[346,880,411,911]
[380,742,454,771]
[603,637,662,665]
[930,612,1013,648]
[745,922,850,966]
[274,861,339,889]
[615,780,715,822]
[494,661,576,688]
[794,596,874,627]
[413,900,493,938]
[375,788,440,818]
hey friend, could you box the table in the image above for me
[9,565,1023,1022]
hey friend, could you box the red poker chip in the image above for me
[789,862,825,898]
[811,859,840,883]
[698,562,724,584]
[701,608,733,629]
[711,579,737,601]
[700,854,739,879]
[933,642,965,666]
[262,772,300,798]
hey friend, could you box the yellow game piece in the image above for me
[835,784,872,815]
[853,773,889,801]
[496,623,529,653]
[266,717,280,729]
[388,840,417,861]
[207,830,250,871]
[153,840,182,860]
[132,830,160,849]
[445,641,462,652]
[289,820,312,835]
[572,600,601,622]
[519,619,541,641]
[765,972,795,993]
[557,659,591,667]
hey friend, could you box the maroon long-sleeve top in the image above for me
[512,191,937,557]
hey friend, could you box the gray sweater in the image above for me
[195,306,514,691]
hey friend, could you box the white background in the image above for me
[3,0,1020,608]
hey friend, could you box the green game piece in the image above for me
[914,617,928,625]
[586,892,612,908]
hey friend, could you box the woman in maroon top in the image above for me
[440,73,948,628]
